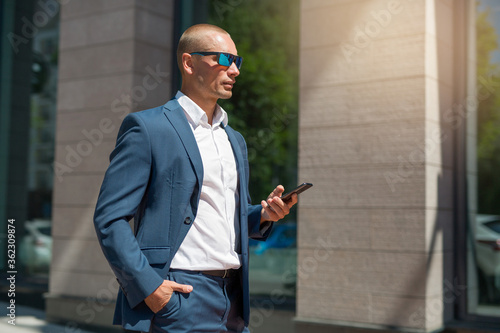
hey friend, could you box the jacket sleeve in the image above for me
[248,205,273,239]
[93,113,164,309]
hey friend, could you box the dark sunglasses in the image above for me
[190,52,243,69]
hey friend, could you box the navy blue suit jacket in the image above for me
[93,99,272,331]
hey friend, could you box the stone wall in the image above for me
[47,0,174,328]
[296,1,457,331]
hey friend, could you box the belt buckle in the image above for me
[222,269,228,278]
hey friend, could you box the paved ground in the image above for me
[0,300,296,333]
[0,301,96,333]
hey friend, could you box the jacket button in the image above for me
[184,217,192,225]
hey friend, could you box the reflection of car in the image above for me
[19,219,52,274]
[250,224,296,255]
[475,215,500,302]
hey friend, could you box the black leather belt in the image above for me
[201,269,239,278]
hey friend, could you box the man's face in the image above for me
[191,33,240,102]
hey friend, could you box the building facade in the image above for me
[1,0,499,332]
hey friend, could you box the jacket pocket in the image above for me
[141,247,171,265]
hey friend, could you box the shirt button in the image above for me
[184,217,192,225]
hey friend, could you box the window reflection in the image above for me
[470,0,500,317]
[22,3,59,277]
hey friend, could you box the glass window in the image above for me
[23,3,59,277]
[467,0,500,318]
[0,0,59,277]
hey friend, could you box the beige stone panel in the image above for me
[299,77,426,128]
[425,295,449,331]
[298,207,452,253]
[301,1,361,49]
[297,207,372,250]
[56,74,134,112]
[131,72,172,112]
[425,78,455,125]
[51,238,110,274]
[424,77,439,124]
[297,286,371,323]
[54,140,114,175]
[49,269,118,299]
[57,72,170,115]
[425,36,454,88]
[135,6,174,48]
[425,208,453,253]
[299,120,425,168]
[437,40,454,87]
[433,0,454,48]
[424,4,441,80]
[424,119,454,168]
[53,174,103,206]
[425,163,453,210]
[298,165,426,208]
[60,0,135,20]
[133,40,173,75]
[369,208,427,251]
[438,83,455,126]
[300,34,425,88]
[302,0,425,49]
[52,206,98,240]
[59,8,135,50]
[424,251,446,297]
[372,295,448,331]
[58,40,135,80]
[135,0,175,19]
[370,294,427,329]
[301,0,356,11]
[297,249,430,296]
[55,109,123,143]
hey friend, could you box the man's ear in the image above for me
[182,53,194,75]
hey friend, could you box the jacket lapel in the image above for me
[223,124,245,191]
[223,123,248,254]
[162,99,204,190]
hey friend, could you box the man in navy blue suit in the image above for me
[94,24,297,332]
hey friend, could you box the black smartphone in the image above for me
[280,183,313,202]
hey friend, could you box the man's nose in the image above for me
[228,61,240,76]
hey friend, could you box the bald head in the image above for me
[177,24,231,74]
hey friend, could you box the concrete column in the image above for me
[47,0,174,328]
[296,0,456,332]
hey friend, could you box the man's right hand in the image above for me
[144,279,193,313]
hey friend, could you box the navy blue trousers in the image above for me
[147,269,249,333]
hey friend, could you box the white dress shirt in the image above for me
[169,91,241,270]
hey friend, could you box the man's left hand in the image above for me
[260,185,298,223]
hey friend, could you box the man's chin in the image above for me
[218,91,233,100]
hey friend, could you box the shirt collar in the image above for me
[175,91,228,128]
